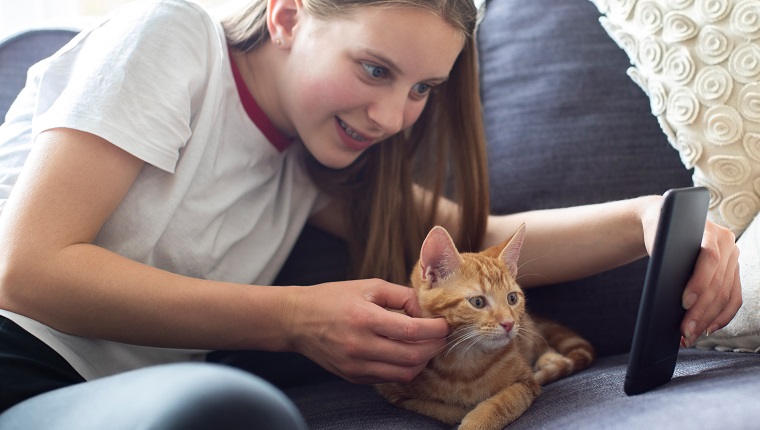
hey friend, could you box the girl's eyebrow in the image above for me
[361,48,449,83]
[362,48,401,74]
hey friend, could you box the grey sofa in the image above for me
[2,0,760,429]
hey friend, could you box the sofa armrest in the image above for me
[0,28,79,119]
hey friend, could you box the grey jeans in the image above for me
[0,316,306,430]
[0,362,307,430]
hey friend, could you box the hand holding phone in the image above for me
[624,187,709,396]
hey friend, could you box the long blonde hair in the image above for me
[223,0,489,284]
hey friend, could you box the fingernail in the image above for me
[707,324,719,336]
[682,293,697,310]
[685,321,696,339]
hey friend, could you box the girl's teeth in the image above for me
[339,119,367,142]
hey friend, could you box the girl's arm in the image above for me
[415,185,655,284]
[423,186,740,347]
[0,128,294,349]
[0,128,447,383]
[484,197,659,288]
[484,196,741,348]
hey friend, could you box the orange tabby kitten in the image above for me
[377,224,595,430]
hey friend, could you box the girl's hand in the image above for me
[680,221,742,346]
[640,197,742,347]
[286,279,449,384]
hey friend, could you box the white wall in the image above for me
[0,0,81,40]
[0,0,232,41]
[1,0,485,42]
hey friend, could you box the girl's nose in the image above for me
[367,91,406,135]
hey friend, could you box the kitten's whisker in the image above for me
[515,255,549,283]
[517,255,547,272]
[444,326,470,348]
[515,273,549,282]
[447,332,478,349]
[459,332,484,360]
[518,325,544,343]
[516,326,549,355]
[458,334,484,359]
[444,331,481,357]
[445,326,475,343]
[446,326,471,339]
[444,336,473,356]
[444,330,477,351]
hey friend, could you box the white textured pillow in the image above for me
[591,0,760,353]
[590,0,760,237]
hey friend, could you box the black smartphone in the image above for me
[624,186,709,396]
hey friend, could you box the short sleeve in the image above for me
[31,0,222,173]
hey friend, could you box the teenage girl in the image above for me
[0,0,740,427]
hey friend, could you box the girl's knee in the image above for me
[147,363,307,430]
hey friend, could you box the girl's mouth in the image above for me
[337,118,369,142]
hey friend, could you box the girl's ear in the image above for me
[499,223,526,277]
[267,0,301,48]
[419,226,463,288]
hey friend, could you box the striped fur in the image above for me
[376,225,595,430]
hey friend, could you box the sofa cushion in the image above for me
[283,349,760,429]
[477,0,693,356]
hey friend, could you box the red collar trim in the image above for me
[229,52,291,153]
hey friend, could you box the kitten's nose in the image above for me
[501,321,514,333]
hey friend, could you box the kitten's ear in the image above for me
[499,223,526,276]
[419,226,462,288]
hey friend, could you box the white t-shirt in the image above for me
[0,0,325,380]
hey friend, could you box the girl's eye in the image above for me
[413,82,432,96]
[507,292,519,306]
[468,296,487,309]
[362,63,388,79]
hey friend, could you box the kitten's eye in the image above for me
[507,292,519,306]
[468,296,487,309]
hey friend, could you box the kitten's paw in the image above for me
[534,351,567,369]
[458,411,506,430]
[533,351,572,385]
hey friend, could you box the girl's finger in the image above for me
[682,224,739,344]
[372,306,450,342]
[706,263,743,335]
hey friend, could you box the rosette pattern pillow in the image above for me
[590,0,760,237]
[591,0,760,353]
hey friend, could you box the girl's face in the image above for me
[278,6,465,169]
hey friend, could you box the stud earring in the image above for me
[274,38,282,46]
